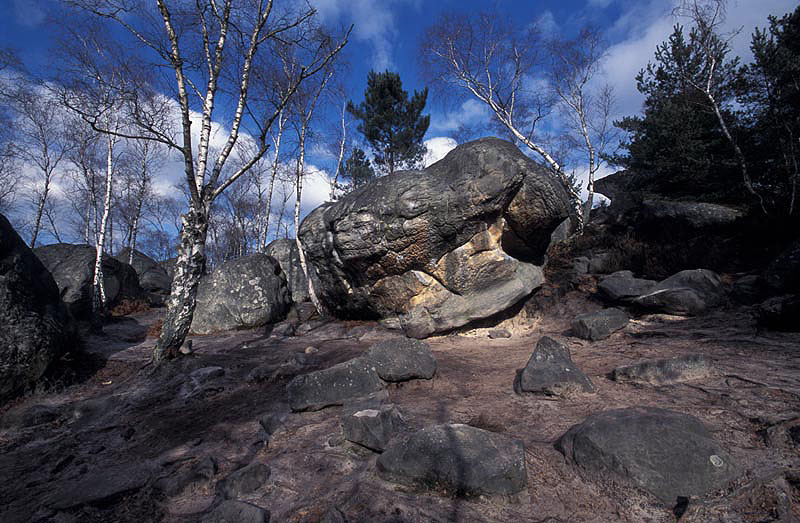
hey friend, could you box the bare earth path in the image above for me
[1,291,798,522]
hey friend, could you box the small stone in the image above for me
[201,500,269,523]
[487,328,512,339]
[286,357,385,412]
[258,413,287,436]
[571,308,629,341]
[612,354,713,385]
[179,340,194,355]
[304,346,319,354]
[363,338,437,382]
[514,336,594,397]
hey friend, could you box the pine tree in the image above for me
[343,147,376,189]
[347,70,430,175]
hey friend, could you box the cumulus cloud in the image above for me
[310,0,419,70]
[429,99,489,134]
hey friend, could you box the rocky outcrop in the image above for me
[191,253,290,335]
[598,271,657,302]
[298,138,570,338]
[556,407,736,504]
[115,247,171,294]
[570,308,629,341]
[514,336,594,397]
[634,269,725,316]
[376,423,528,496]
[639,199,743,230]
[0,214,74,403]
[265,238,318,304]
[34,243,144,319]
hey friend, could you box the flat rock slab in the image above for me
[47,461,155,509]
[634,269,725,316]
[376,423,527,497]
[514,336,594,397]
[218,462,271,499]
[342,405,406,452]
[612,354,713,385]
[556,407,736,504]
[201,500,270,523]
[571,308,629,341]
[597,271,657,302]
[364,338,437,382]
[287,357,385,412]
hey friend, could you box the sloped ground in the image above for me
[0,287,798,522]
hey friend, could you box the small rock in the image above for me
[487,328,512,339]
[287,357,385,412]
[612,354,713,385]
[363,338,437,382]
[377,423,528,497]
[201,500,269,523]
[571,308,629,341]
[246,364,276,384]
[304,346,319,354]
[181,366,226,399]
[218,462,271,499]
[342,405,406,452]
[588,252,616,274]
[270,322,295,337]
[179,340,194,355]
[573,257,590,275]
[597,271,657,302]
[556,407,736,504]
[258,413,287,436]
[514,336,594,397]
[320,506,347,523]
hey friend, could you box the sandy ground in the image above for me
[0,287,798,523]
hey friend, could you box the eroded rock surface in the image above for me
[598,271,657,302]
[364,337,437,382]
[299,137,570,338]
[34,242,143,319]
[191,253,290,335]
[115,248,171,305]
[287,357,385,412]
[376,423,527,496]
[514,336,594,396]
[634,269,725,316]
[265,238,319,304]
[1,214,74,402]
[556,407,736,504]
[342,405,406,452]
[612,354,713,385]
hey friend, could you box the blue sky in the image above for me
[1,0,797,243]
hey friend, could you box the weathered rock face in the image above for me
[556,407,736,504]
[640,199,743,230]
[115,248,171,294]
[33,243,143,320]
[634,269,725,316]
[265,239,317,304]
[376,423,528,497]
[191,253,290,335]
[364,337,437,382]
[514,336,594,397]
[0,214,74,403]
[299,137,570,338]
[287,357,386,412]
[342,405,406,452]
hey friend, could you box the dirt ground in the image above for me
[1,285,799,523]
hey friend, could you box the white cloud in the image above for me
[535,10,558,36]
[423,136,458,167]
[429,99,489,134]
[310,0,419,71]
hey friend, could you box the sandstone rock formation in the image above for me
[299,137,570,338]
[191,253,291,335]
[0,214,74,403]
[34,243,143,319]
[115,247,171,295]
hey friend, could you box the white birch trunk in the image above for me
[92,132,117,315]
[294,122,323,313]
[263,109,285,250]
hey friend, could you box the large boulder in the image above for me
[33,243,143,320]
[640,199,743,230]
[299,137,570,338]
[633,269,725,316]
[0,214,74,403]
[115,247,171,294]
[191,253,290,335]
[376,423,528,497]
[514,336,594,397]
[556,407,736,504]
[570,308,629,341]
[287,357,386,412]
[265,238,319,304]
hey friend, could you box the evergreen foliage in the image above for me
[343,147,376,189]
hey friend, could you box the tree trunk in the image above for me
[263,110,284,250]
[294,124,323,314]
[92,135,116,315]
[153,200,210,362]
[30,190,48,249]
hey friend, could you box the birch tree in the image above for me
[421,10,585,229]
[66,1,350,362]
[548,26,616,223]
[674,0,766,213]
[118,138,161,262]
